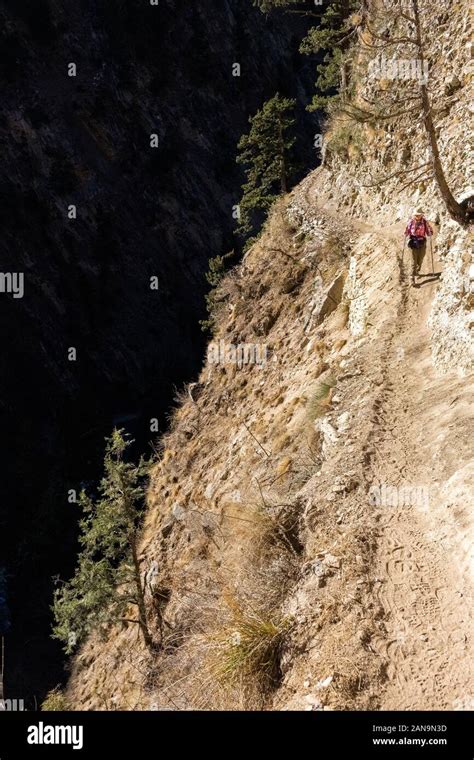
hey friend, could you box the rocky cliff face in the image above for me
[0,0,317,701]
[64,0,473,710]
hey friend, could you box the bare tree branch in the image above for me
[359,161,431,188]
[337,103,420,123]
[360,92,422,107]
[242,422,271,458]
[399,170,433,193]
[411,0,466,224]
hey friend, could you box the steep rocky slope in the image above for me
[0,0,316,700]
[66,0,473,710]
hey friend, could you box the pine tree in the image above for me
[300,0,359,112]
[254,0,294,10]
[256,1,468,225]
[342,0,468,225]
[254,1,359,113]
[236,93,296,243]
[199,251,235,333]
[52,429,153,653]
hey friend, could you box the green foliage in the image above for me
[300,0,359,112]
[205,254,226,287]
[326,119,365,157]
[41,687,69,711]
[255,1,359,114]
[52,429,152,653]
[236,94,297,241]
[253,0,295,10]
[200,252,234,333]
[241,234,261,253]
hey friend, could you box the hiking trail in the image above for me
[363,226,473,710]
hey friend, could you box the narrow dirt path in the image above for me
[367,243,473,710]
[276,184,472,709]
[315,199,473,707]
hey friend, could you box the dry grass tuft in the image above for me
[41,686,70,711]
[307,376,337,421]
[207,595,291,691]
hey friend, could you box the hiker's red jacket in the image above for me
[405,217,433,238]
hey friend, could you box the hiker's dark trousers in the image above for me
[411,241,426,277]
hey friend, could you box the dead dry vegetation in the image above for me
[64,178,473,712]
[65,160,473,709]
[63,0,473,711]
[141,207,362,710]
[65,195,387,711]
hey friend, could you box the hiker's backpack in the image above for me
[408,236,426,249]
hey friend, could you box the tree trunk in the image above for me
[341,61,348,96]
[412,0,466,225]
[129,534,154,650]
[118,468,154,650]
[278,116,287,194]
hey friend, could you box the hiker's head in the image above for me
[414,208,424,219]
